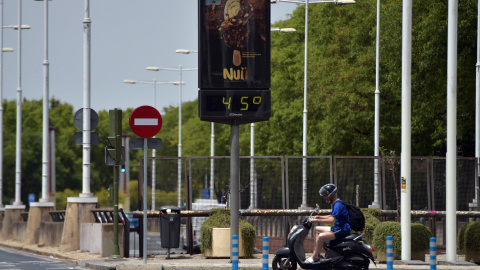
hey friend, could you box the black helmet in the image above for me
[319,184,337,198]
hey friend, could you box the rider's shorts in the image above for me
[332,228,350,239]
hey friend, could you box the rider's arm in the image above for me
[310,215,335,224]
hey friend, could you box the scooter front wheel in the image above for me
[272,254,297,270]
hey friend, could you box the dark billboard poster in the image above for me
[199,0,271,89]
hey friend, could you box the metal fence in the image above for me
[137,155,479,255]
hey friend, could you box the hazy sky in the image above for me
[1,1,297,114]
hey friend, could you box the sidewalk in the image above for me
[0,239,479,270]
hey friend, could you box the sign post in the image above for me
[129,105,162,264]
[106,109,122,259]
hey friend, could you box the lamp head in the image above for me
[336,0,355,4]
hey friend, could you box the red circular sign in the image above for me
[129,105,162,138]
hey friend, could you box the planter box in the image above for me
[204,228,245,258]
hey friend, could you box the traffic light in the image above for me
[121,165,126,173]
[105,109,123,165]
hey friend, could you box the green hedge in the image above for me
[458,221,480,263]
[373,221,402,259]
[363,211,381,245]
[458,223,468,254]
[200,208,256,258]
[411,223,432,253]
[372,221,432,260]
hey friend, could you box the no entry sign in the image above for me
[129,105,162,138]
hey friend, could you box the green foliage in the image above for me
[362,210,380,245]
[55,189,80,210]
[411,223,432,253]
[458,223,468,254]
[200,208,256,258]
[128,180,139,211]
[94,187,127,208]
[373,221,432,260]
[372,221,402,259]
[462,222,480,263]
[362,208,382,219]
[462,222,480,252]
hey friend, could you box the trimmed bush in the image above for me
[362,208,382,219]
[460,221,480,263]
[411,223,432,253]
[200,208,256,258]
[372,221,432,261]
[458,223,468,254]
[373,221,402,260]
[363,211,381,245]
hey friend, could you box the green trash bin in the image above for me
[159,206,181,249]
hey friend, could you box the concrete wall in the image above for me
[80,223,124,257]
[38,222,64,247]
[147,218,159,233]
[11,222,27,242]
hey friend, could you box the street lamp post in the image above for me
[176,49,219,201]
[271,0,355,208]
[34,0,54,205]
[124,79,184,210]
[13,0,28,207]
[146,65,197,208]
[1,19,29,208]
[0,0,15,209]
[81,0,93,199]
[370,0,381,209]
[247,27,297,209]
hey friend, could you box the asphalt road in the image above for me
[0,246,87,270]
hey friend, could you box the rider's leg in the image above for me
[308,226,332,261]
[316,230,335,255]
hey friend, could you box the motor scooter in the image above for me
[272,205,376,270]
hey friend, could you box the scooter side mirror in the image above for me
[315,204,320,213]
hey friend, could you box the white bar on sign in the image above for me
[135,118,158,126]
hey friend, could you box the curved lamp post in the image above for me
[271,0,355,209]
[124,79,184,211]
[146,65,197,208]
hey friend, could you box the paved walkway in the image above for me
[0,239,479,270]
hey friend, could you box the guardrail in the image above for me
[48,211,65,222]
[133,209,480,256]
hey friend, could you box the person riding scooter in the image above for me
[305,183,350,264]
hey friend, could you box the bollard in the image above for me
[386,235,393,270]
[430,237,437,270]
[232,235,239,270]
[262,237,269,270]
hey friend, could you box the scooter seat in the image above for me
[325,233,359,247]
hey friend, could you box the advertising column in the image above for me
[199,0,271,125]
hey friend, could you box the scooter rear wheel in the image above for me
[272,254,297,270]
